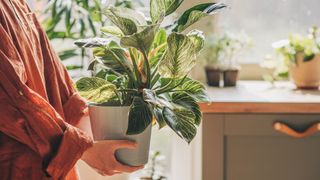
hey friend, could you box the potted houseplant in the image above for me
[202,32,250,87]
[273,27,320,89]
[201,36,223,87]
[74,1,226,166]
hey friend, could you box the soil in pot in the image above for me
[88,105,152,166]
[205,67,221,87]
[223,70,239,87]
[290,53,320,90]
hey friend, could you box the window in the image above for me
[217,0,320,63]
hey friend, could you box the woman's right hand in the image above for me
[81,140,144,176]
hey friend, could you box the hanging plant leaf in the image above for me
[127,97,153,134]
[162,107,196,143]
[171,92,202,126]
[153,107,167,129]
[172,3,226,32]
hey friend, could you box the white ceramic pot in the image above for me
[290,53,320,89]
[88,105,152,166]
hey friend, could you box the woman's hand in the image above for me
[81,140,144,176]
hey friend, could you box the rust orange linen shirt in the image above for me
[0,0,93,179]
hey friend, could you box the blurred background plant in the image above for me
[39,0,143,73]
[272,26,320,65]
[201,31,252,70]
[261,26,320,84]
[139,151,167,180]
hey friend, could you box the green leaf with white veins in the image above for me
[150,0,184,23]
[93,42,133,74]
[153,107,167,129]
[171,92,202,126]
[187,30,205,52]
[172,3,227,32]
[163,107,196,143]
[75,77,117,103]
[103,7,146,35]
[120,24,159,53]
[100,26,124,37]
[179,79,210,102]
[127,97,153,135]
[158,33,198,78]
[74,37,110,48]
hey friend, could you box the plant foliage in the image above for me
[273,26,320,64]
[74,0,226,143]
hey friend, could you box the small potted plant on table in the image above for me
[202,32,250,87]
[273,27,320,89]
[74,1,226,166]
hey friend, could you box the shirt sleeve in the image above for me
[38,29,89,125]
[0,24,93,179]
[32,17,88,125]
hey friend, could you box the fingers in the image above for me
[111,140,137,150]
[115,163,144,173]
[97,170,122,176]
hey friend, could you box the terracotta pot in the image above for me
[88,105,152,166]
[223,70,239,87]
[290,53,320,89]
[205,67,221,87]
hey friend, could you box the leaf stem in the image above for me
[142,51,151,89]
[129,48,142,87]
[108,48,137,87]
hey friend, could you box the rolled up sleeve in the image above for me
[46,124,92,177]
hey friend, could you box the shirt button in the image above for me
[18,90,24,96]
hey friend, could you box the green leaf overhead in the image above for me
[162,107,196,143]
[158,33,198,78]
[103,7,147,35]
[150,0,184,23]
[120,24,159,54]
[75,77,117,103]
[172,2,227,32]
[127,97,153,134]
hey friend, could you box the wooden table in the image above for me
[201,81,320,180]
[200,81,320,114]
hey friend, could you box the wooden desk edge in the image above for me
[199,102,320,114]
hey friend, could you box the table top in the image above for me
[200,81,320,114]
